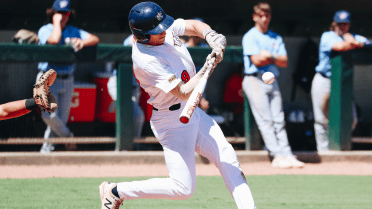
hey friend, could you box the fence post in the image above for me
[116,63,134,151]
[329,52,353,150]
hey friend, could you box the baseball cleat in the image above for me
[99,181,124,209]
[271,156,292,169]
[286,156,305,168]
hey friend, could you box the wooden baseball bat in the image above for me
[179,58,215,124]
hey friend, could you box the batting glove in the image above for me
[204,29,227,63]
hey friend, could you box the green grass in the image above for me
[0,175,371,209]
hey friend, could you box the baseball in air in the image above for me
[262,72,275,84]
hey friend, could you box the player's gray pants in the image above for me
[107,75,144,138]
[242,75,292,157]
[311,73,358,151]
[36,71,74,139]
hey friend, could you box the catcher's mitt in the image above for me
[33,69,58,113]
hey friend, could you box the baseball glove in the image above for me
[33,69,58,113]
[12,29,39,44]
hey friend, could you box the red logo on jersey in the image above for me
[181,70,190,83]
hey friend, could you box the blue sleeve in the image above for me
[38,25,52,45]
[320,33,341,52]
[242,32,260,56]
[77,28,89,40]
[353,34,368,43]
[276,36,287,56]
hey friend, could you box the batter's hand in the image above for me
[198,55,217,79]
[205,30,227,63]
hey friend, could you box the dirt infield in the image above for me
[1,162,372,179]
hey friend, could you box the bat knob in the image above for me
[180,116,190,124]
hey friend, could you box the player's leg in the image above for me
[270,82,304,167]
[132,100,144,138]
[352,101,358,131]
[107,75,117,101]
[311,73,330,151]
[195,109,255,209]
[269,81,292,156]
[40,76,73,138]
[242,75,282,156]
[115,109,199,200]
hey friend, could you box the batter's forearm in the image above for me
[183,20,211,39]
[170,79,199,101]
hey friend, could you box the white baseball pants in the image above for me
[117,102,256,209]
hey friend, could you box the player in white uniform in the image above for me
[99,2,256,209]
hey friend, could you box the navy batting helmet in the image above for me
[128,1,174,43]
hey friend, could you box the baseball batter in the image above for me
[99,2,256,209]
[312,10,366,151]
[241,2,304,168]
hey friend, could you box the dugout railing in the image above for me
[0,43,368,151]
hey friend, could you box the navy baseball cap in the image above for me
[53,0,71,12]
[334,10,351,23]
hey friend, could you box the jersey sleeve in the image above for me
[320,32,341,52]
[276,36,287,56]
[353,34,368,43]
[168,18,186,37]
[38,25,52,45]
[242,32,260,56]
[139,59,181,93]
[76,27,89,40]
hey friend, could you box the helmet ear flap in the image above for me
[132,31,150,43]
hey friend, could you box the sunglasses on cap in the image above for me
[57,11,70,16]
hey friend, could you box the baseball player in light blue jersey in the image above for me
[107,34,145,139]
[242,2,304,168]
[311,10,366,151]
[38,0,99,153]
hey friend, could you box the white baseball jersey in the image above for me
[132,19,196,110]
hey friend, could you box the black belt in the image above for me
[153,103,181,111]
[56,74,71,79]
[245,73,259,77]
